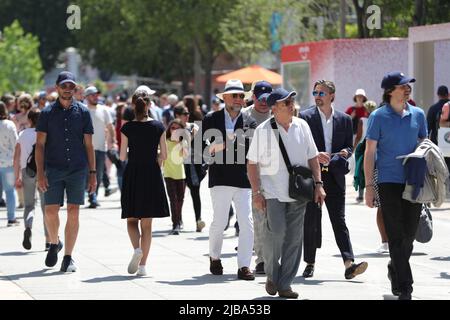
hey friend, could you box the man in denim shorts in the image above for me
[36,71,96,272]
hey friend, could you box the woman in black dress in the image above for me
[120,88,169,276]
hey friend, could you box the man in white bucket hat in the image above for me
[203,79,257,281]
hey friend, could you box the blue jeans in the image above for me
[0,166,16,221]
[88,150,106,205]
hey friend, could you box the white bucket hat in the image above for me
[354,88,367,98]
[216,79,252,100]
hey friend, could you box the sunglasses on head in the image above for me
[232,93,245,99]
[312,91,327,97]
[60,83,76,90]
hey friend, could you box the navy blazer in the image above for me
[299,106,353,190]
[202,109,257,188]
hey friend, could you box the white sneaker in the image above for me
[128,249,143,274]
[136,265,147,277]
[376,242,389,254]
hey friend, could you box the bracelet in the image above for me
[89,170,97,174]
[315,181,324,185]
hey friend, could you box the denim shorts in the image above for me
[45,167,87,206]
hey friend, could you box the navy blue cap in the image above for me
[263,88,297,107]
[56,71,77,86]
[381,71,415,90]
[253,81,273,99]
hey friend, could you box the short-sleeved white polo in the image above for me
[247,117,318,202]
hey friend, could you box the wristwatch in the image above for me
[89,170,97,174]
[252,190,262,197]
[315,181,324,186]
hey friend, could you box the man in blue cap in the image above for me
[364,71,427,300]
[299,80,368,281]
[35,71,96,273]
[242,80,273,275]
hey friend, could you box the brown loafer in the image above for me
[278,288,299,299]
[265,279,277,296]
[210,258,223,275]
[237,267,255,280]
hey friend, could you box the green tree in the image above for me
[0,20,44,93]
[0,0,77,71]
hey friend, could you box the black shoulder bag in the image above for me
[270,118,315,202]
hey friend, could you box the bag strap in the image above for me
[270,117,293,172]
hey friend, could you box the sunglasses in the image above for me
[232,93,245,99]
[182,112,190,116]
[170,126,181,131]
[312,91,327,97]
[60,83,76,90]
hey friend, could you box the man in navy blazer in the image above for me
[299,80,368,280]
[202,79,257,281]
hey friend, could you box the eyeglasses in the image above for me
[312,91,327,97]
[60,83,76,90]
[182,112,190,116]
[232,93,245,99]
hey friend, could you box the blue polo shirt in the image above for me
[36,99,94,170]
[366,103,427,184]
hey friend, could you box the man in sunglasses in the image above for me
[36,71,96,273]
[299,80,368,280]
[202,79,257,281]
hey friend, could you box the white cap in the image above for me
[135,85,156,95]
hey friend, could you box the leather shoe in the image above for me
[237,267,255,280]
[210,258,223,275]
[278,288,299,299]
[255,262,265,275]
[265,279,277,296]
[302,264,314,278]
[387,261,401,296]
[345,261,368,280]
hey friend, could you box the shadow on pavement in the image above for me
[0,251,37,257]
[82,275,141,283]
[440,272,450,279]
[0,269,63,280]
[293,276,362,285]
[157,273,238,286]
[430,256,450,261]
[383,294,399,300]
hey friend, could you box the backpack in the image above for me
[26,144,37,178]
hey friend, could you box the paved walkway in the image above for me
[0,176,449,300]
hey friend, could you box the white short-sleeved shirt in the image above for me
[18,128,36,170]
[247,117,319,202]
[0,119,18,168]
[88,104,113,152]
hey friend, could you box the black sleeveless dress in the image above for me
[121,120,169,219]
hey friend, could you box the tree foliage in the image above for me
[0,20,44,93]
[0,0,76,71]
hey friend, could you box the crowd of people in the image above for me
[1,69,448,300]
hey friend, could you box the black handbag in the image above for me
[270,118,315,202]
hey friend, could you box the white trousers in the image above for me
[209,186,254,268]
